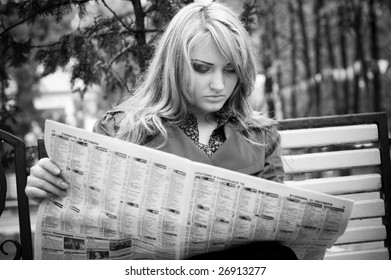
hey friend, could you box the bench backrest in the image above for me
[279,112,391,260]
[1,112,389,260]
[0,129,33,259]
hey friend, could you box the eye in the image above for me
[191,62,211,74]
[224,66,236,74]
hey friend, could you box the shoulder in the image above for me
[93,110,125,136]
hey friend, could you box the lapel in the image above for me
[146,125,266,175]
[211,124,266,174]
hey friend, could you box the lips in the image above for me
[205,95,225,98]
[205,95,225,101]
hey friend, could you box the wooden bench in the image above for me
[279,112,391,259]
[1,112,390,260]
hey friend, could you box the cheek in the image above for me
[193,74,209,87]
[192,75,209,95]
[226,77,239,93]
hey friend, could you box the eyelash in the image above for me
[191,63,236,74]
[192,63,209,73]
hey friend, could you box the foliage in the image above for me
[0,0,198,156]
[0,1,75,137]
[1,0,193,100]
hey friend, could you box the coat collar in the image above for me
[146,124,265,175]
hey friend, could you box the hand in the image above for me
[25,158,69,204]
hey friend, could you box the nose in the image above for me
[210,70,224,91]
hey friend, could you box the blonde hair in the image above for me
[115,1,276,146]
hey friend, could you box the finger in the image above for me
[30,197,43,205]
[37,157,62,176]
[26,175,68,198]
[30,162,69,191]
[24,187,47,205]
[25,186,65,205]
[25,186,53,205]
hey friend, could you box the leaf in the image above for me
[9,39,31,68]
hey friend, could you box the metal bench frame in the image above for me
[0,129,33,259]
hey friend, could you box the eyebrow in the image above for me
[191,59,233,67]
[191,59,213,66]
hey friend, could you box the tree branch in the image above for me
[101,0,133,33]
[30,42,61,49]
[112,69,131,94]
[0,0,92,38]
[107,45,133,69]
[144,2,159,15]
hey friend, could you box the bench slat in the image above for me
[282,148,381,173]
[350,199,385,219]
[330,241,385,252]
[339,192,380,201]
[347,218,383,227]
[325,248,389,260]
[280,124,378,149]
[285,174,381,195]
[334,225,387,244]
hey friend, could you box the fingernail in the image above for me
[53,167,61,175]
[60,181,69,189]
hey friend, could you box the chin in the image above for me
[203,104,225,114]
[203,108,223,114]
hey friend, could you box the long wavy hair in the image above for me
[114,1,276,146]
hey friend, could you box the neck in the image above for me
[196,114,216,126]
[188,110,218,145]
[189,108,216,125]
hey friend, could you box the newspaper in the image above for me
[34,120,354,260]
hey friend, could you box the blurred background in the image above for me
[1,0,391,258]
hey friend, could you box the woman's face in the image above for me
[189,39,238,116]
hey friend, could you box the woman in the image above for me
[26,1,294,259]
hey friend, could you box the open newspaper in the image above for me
[34,120,354,260]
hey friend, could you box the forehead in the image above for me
[190,38,230,65]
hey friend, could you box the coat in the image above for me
[93,110,285,183]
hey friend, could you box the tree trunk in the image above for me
[297,0,312,116]
[324,7,340,114]
[260,10,275,118]
[313,0,323,116]
[288,0,297,118]
[130,0,147,71]
[369,0,382,111]
[338,3,350,114]
[351,0,370,114]
[270,6,285,119]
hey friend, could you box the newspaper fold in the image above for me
[34,120,354,260]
